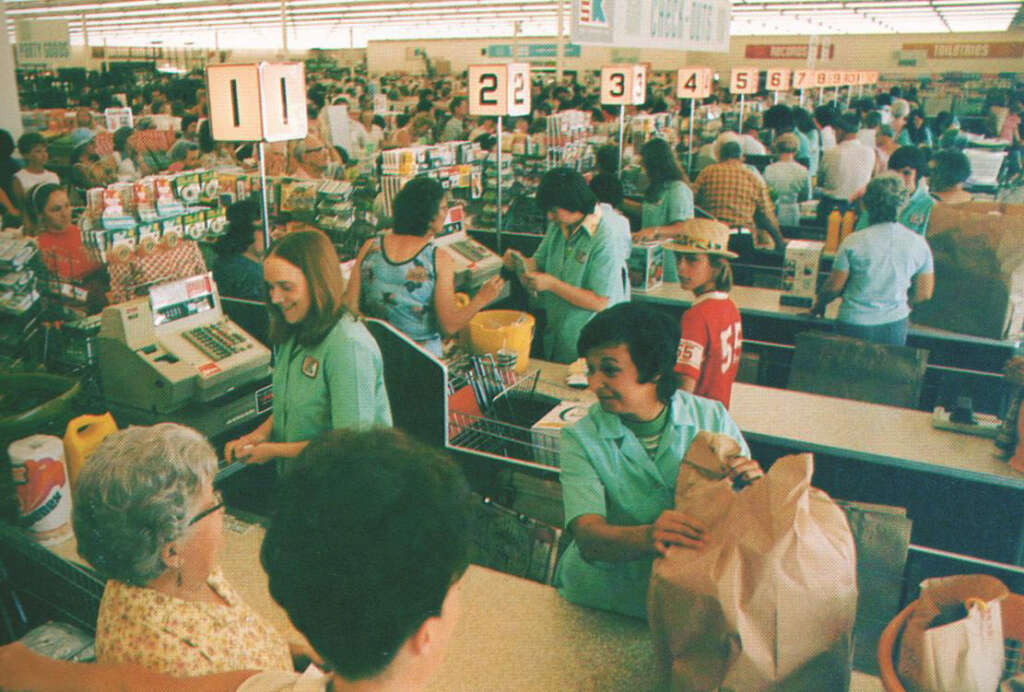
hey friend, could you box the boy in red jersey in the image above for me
[665,218,743,408]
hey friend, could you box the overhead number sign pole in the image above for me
[468,63,531,254]
[765,68,791,107]
[207,62,308,250]
[843,70,859,107]
[729,66,759,136]
[601,64,647,176]
[793,69,815,108]
[676,67,712,170]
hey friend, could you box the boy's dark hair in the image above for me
[262,429,471,681]
[929,149,971,192]
[536,167,597,215]
[589,172,623,207]
[888,146,927,179]
[577,303,681,403]
[449,95,465,114]
[214,198,258,256]
[17,132,46,156]
[393,176,444,237]
[181,114,198,132]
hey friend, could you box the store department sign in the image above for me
[15,20,72,68]
[745,44,836,60]
[485,44,582,59]
[902,42,1024,59]
[571,0,730,52]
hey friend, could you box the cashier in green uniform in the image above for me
[224,230,392,466]
[502,167,628,364]
[622,137,694,283]
[854,146,934,235]
[555,303,756,618]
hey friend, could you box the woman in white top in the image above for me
[12,132,59,207]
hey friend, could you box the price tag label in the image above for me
[468,63,532,117]
[793,69,815,90]
[676,67,712,99]
[207,62,308,142]
[765,68,791,92]
[729,66,759,95]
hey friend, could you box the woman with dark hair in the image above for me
[212,199,266,342]
[903,109,934,147]
[812,175,934,346]
[12,132,59,206]
[793,107,821,181]
[197,120,237,169]
[112,126,143,181]
[0,130,20,224]
[555,302,754,618]
[224,229,392,467]
[625,137,694,243]
[26,183,102,281]
[929,149,973,204]
[502,167,629,363]
[346,176,504,356]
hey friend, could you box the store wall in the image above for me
[367,30,1024,77]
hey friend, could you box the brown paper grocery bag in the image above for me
[648,434,858,691]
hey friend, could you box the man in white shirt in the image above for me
[817,113,875,224]
[441,96,468,142]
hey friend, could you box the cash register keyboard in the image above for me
[183,323,248,361]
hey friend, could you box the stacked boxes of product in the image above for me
[0,238,40,316]
[630,113,678,150]
[545,110,595,173]
[80,170,227,259]
[380,141,482,217]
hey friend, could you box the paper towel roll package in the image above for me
[8,434,74,545]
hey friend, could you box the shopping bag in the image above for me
[897,574,1008,692]
[648,432,858,691]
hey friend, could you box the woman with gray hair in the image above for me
[73,423,292,676]
[810,174,935,345]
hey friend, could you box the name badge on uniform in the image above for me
[301,356,319,378]
[575,249,587,264]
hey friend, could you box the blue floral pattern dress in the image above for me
[360,236,443,356]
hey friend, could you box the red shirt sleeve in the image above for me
[675,306,708,380]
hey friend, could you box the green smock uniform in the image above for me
[271,313,392,444]
[532,206,629,363]
[640,180,694,284]
[555,391,749,618]
[855,179,934,235]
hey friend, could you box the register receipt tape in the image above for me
[8,434,74,545]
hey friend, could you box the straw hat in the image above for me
[662,218,738,259]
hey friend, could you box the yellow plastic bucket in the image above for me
[63,412,117,489]
[468,310,535,373]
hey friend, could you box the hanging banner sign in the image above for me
[745,43,836,60]
[571,0,730,52]
[15,20,72,68]
[902,42,1023,59]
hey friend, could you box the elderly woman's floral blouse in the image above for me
[95,566,292,675]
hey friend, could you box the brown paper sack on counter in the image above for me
[648,432,858,692]
[913,201,1024,340]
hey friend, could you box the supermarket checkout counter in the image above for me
[22,517,883,691]
[448,359,1024,565]
[633,282,1020,412]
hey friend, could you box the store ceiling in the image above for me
[4,0,1023,49]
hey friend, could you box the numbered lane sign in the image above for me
[813,70,829,88]
[826,71,843,87]
[842,71,860,86]
[864,70,880,85]
[765,68,791,92]
[729,67,759,95]
[793,69,816,90]
[601,65,647,106]
[207,62,308,142]
[467,63,531,117]
[676,67,712,99]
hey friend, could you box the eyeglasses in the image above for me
[188,490,225,526]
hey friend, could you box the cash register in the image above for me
[97,272,272,438]
[433,205,507,296]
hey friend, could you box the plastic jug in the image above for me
[63,412,117,488]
